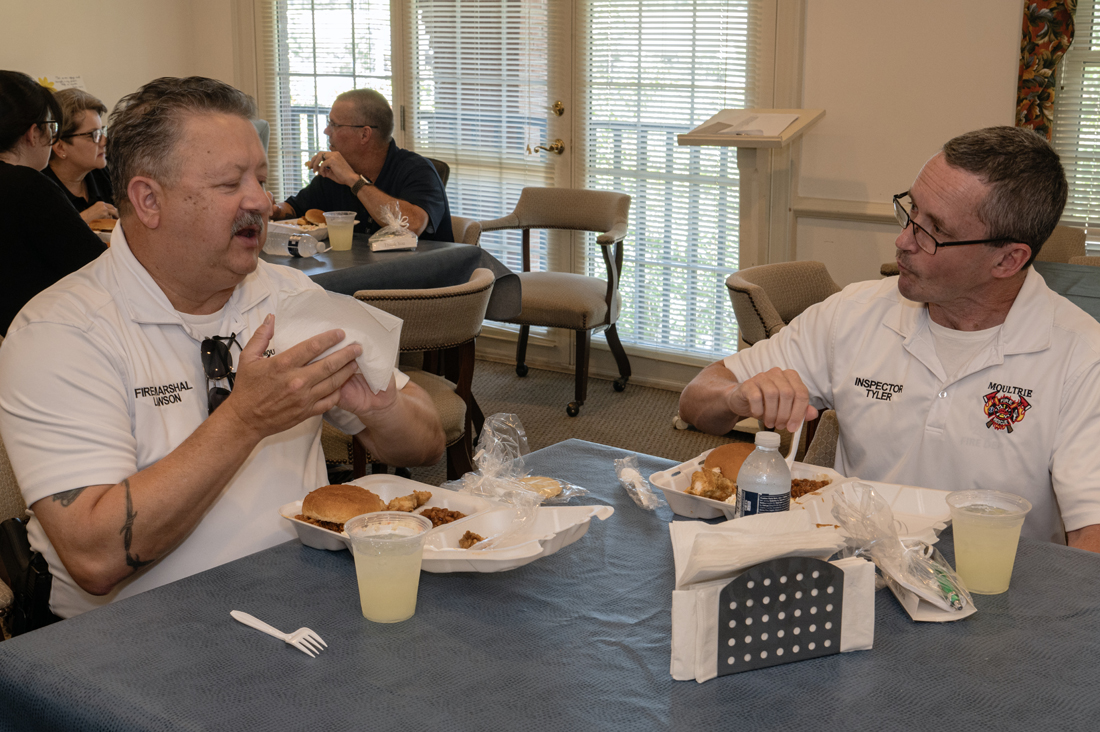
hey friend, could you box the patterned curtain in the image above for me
[1018,0,1077,140]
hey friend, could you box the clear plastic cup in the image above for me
[345,512,432,622]
[946,490,1032,595]
[323,211,357,251]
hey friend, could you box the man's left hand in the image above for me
[306,150,357,188]
[338,371,399,418]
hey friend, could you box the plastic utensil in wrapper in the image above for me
[830,481,974,618]
[614,455,662,511]
[368,202,418,251]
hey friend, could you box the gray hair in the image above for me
[334,88,393,141]
[942,126,1067,266]
[53,88,107,140]
[107,77,256,216]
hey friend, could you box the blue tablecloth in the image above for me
[260,237,521,320]
[1,440,1099,731]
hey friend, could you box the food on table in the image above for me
[300,208,326,225]
[791,478,832,499]
[459,531,485,549]
[386,490,432,512]
[419,506,467,527]
[89,218,116,232]
[520,475,563,498]
[686,442,755,502]
[296,484,385,532]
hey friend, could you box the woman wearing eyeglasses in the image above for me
[0,70,105,336]
[42,88,116,225]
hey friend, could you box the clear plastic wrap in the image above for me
[368,202,418,251]
[614,455,663,511]
[442,414,587,548]
[831,481,973,614]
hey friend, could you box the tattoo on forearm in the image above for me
[119,478,154,571]
[51,487,88,507]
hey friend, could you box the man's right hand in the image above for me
[727,367,818,433]
[220,314,362,441]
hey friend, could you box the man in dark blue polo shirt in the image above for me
[272,88,453,242]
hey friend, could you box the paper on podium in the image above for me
[688,110,798,137]
[272,288,402,393]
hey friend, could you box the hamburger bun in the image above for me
[703,442,756,480]
[304,208,327,225]
[300,484,385,531]
[89,218,116,232]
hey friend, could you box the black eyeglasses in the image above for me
[38,119,59,145]
[893,191,1012,255]
[326,117,378,131]
[64,127,107,144]
[200,334,242,415]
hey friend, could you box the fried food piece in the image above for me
[520,476,563,498]
[791,478,831,499]
[459,531,485,549]
[386,490,433,512]
[687,468,737,502]
[419,506,466,528]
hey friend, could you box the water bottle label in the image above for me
[740,490,790,516]
[288,236,303,258]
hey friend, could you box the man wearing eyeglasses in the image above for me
[271,88,453,243]
[0,77,445,619]
[680,125,1100,552]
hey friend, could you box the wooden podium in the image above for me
[677,108,825,269]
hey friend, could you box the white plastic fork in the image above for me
[230,610,327,658]
[785,420,804,469]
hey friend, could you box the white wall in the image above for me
[0,0,238,111]
[795,0,1022,286]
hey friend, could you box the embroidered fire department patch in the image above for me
[983,390,1032,433]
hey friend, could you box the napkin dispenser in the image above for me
[671,555,874,682]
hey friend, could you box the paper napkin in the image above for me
[272,288,402,393]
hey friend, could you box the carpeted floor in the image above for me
[403,359,759,487]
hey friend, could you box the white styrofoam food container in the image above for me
[649,448,844,520]
[795,480,952,544]
[279,475,494,551]
[269,220,328,240]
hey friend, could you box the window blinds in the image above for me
[270,0,392,201]
[579,0,758,356]
[1053,0,1100,249]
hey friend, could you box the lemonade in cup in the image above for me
[946,490,1032,595]
[346,511,432,622]
[323,211,357,251]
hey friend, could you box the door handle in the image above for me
[527,139,565,155]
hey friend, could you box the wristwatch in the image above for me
[350,175,373,196]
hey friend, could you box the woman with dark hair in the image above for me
[43,88,116,224]
[0,71,104,335]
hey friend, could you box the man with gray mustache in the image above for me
[680,126,1100,553]
[0,77,445,619]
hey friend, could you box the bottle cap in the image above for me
[754,431,781,448]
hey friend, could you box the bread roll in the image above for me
[301,484,385,528]
[304,208,327,225]
[703,442,756,478]
[89,218,116,232]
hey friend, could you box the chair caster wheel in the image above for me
[516,364,529,377]
[613,377,628,392]
[566,402,580,417]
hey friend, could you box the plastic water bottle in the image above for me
[736,431,791,517]
[263,231,326,258]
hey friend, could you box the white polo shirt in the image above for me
[0,225,390,618]
[724,269,1100,544]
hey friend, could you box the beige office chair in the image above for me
[322,268,495,481]
[801,410,840,469]
[881,224,1087,276]
[451,215,482,246]
[726,261,841,347]
[479,187,632,417]
[427,158,450,187]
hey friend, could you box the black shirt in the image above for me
[285,140,453,242]
[0,161,106,335]
[41,165,114,214]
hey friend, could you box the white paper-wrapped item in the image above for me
[369,202,418,251]
[272,288,402,393]
[669,511,874,682]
